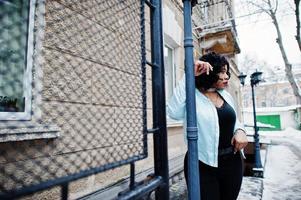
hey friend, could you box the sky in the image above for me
[234,1,301,70]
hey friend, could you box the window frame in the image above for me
[164,44,183,126]
[164,44,176,101]
[0,0,36,120]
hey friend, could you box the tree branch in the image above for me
[274,0,279,13]
[246,0,272,17]
[294,0,301,51]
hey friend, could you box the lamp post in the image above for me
[238,73,247,86]
[250,71,264,177]
[238,71,264,178]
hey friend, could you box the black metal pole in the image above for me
[130,163,135,190]
[150,0,169,199]
[251,83,264,178]
[61,183,68,200]
[183,0,201,199]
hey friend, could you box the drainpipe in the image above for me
[183,0,201,200]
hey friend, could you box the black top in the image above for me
[216,100,236,149]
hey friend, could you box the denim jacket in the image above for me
[167,77,245,167]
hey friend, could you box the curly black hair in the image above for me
[195,52,230,90]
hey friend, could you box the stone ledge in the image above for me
[0,124,60,143]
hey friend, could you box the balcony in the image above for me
[199,25,240,55]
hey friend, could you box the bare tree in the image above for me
[270,85,279,107]
[239,54,260,75]
[294,0,301,51]
[245,0,301,104]
[239,54,275,82]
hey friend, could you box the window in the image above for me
[164,45,176,100]
[283,88,289,94]
[0,0,35,120]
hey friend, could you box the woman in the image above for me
[167,52,248,200]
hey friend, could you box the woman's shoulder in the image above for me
[195,89,209,100]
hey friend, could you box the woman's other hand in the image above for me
[231,129,248,153]
[194,60,213,76]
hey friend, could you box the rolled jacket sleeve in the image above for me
[234,119,246,134]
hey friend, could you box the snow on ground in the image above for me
[238,177,262,200]
[261,128,301,200]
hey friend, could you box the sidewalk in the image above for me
[261,128,301,200]
[169,128,301,200]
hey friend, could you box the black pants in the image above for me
[184,152,243,200]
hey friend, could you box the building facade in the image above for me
[1,1,148,199]
[0,0,243,199]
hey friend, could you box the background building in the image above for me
[240,64,301,131]
[242,64,301,108]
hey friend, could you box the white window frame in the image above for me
[164,44,183,126]
[0,0,36,120]
[164,44,176,101]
